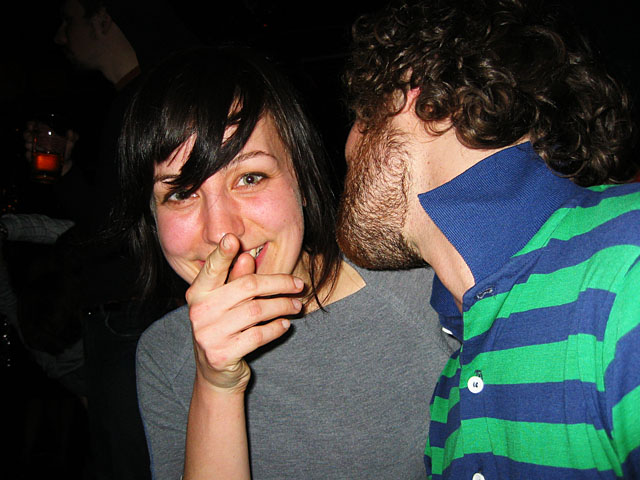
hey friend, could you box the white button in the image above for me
[467,375,484,393]
[442,327,453,335]
[472,473,485,480]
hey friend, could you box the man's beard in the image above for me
[337,124,426,270]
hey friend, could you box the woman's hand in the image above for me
[186,232,302,478]
[185,233,304,394]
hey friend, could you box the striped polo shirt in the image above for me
[420,143,640,479]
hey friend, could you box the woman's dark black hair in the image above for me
[117,46,341,307]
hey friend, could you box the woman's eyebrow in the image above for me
[153,150,278,183]
[228,150,277,168]
[153,173,179,184]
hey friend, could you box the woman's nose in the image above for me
[200,193,245,246]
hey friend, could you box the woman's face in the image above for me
[152,115,305,285]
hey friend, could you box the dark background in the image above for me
[2,0,639,217]
[1,0,390,218]
[1,0,639,478]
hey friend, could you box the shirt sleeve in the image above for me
[604,256,640,478]
[136,321,191,480]
[0,214,74,244]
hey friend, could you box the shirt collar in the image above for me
[419,142,581,324]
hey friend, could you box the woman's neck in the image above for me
[304,260,366,314]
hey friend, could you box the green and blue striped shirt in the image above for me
[421,143,640,479]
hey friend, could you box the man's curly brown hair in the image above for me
[345,0,637,186]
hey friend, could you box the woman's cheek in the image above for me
[156,210,196,266]
[252,187,304,231]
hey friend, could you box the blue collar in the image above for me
[419,142,582,324]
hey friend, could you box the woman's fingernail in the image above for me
[292,298,302,310]
[221,234,229,249]
[281,319,291,329]
[294,277,304,289]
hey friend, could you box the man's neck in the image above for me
[114,65,141,91]
[407,204,474,311]
[401,129,505,309]
[392,94,533,308]
[97,22,139,86]
[101,52,139,86]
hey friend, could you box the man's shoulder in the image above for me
[573,182,640,215]
[523,183,640,255]
[568,183,640,245]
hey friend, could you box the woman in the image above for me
[118,47,456,479]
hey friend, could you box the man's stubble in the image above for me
[337,124,426,270]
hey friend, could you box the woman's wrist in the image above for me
[194,363,252,396]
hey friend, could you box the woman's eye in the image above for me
[166,190,195,203]
[237,173,265,187]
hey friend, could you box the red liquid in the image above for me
[31,152,63,183]
[34,152,62,172]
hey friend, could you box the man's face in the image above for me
[337,121,426,270]
[54,0,104,70]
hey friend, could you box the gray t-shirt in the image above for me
[136,264,456,479]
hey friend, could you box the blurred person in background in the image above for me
[20,1,198,478]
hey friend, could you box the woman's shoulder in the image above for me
[325,260,456,354]
[348,260,435,296]
[338,260,437,317]
[137,304,192,366]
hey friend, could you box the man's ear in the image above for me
[400,87,421,114]
[90,7,113,36]
[400,87,451,134]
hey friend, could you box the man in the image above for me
[337,0,640,478]
[54,0,139,86]
[41,1,197,478]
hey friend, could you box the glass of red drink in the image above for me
[30,113,68,184]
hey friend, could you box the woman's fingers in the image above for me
[188,273,304,331]
[227,251,255,283]
[231,318,292,360]
[193,316,292,393]
[186,233,240,303]
[195,308,294,370]
[193,294,301,341]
